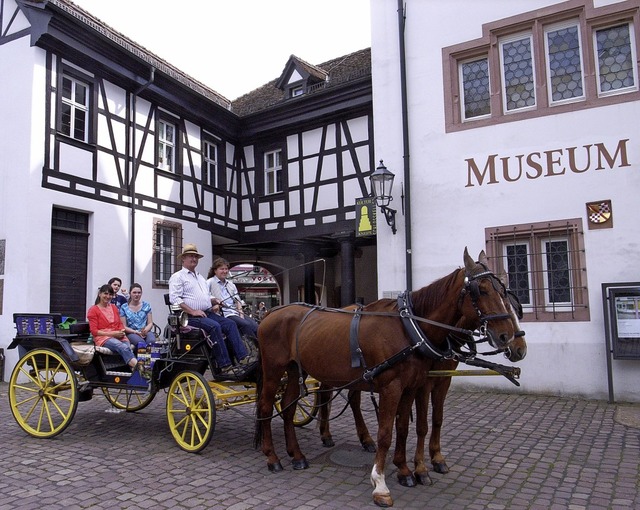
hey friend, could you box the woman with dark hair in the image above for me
[87,284,138,369]
[108,277,128,309]
[120,283,156,348]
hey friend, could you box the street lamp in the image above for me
[370,160,397,234]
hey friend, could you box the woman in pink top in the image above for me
[87,284,138,369]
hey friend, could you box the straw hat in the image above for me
[179,243,204,259]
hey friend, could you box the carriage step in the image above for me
[105,370,133,377]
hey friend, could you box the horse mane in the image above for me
[409,267,463,316]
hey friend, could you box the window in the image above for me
[153,220,182,286]
[203,138,220,188]
[290,85,305,97]
[545,22,585,105]
[485,219,589,321]
[594,23,637,96]
[157,119,176,172]
[499,33,536,113]
[60,74,90,142]
[444,2,640,131]
[264,149,283,194]
[460,56,491,120]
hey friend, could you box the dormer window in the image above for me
[276,55,328,101]
[290,85,304,97]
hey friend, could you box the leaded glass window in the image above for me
[595,23,637,95]
[500,34,536,112]
[460,57,491,120]
[545,23,584,104]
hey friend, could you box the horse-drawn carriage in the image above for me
[6,299,319,453]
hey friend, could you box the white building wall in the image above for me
[371,0,640,401]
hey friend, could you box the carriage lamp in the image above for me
[370,160,397,235]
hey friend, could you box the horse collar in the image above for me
[397,292,451,361]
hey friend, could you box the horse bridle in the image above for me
[460,267,512,335]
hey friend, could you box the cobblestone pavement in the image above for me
[0,381,638,509]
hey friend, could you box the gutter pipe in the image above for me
[397,1,412,291]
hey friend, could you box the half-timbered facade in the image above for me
[0,0,376,378]
[371,0,640,401]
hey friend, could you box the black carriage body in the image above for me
[9,313,215,393]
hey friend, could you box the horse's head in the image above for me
[500,274,527,362]
[460,248,515,350]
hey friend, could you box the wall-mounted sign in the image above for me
[355,197,376,237]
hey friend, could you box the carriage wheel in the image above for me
[8,348,78,438]
[166,370,216,453]
[102,386,156,412]
[275,388,319,427]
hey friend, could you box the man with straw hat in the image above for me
[168,243,254,376]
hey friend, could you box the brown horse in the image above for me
[315,276,527,483]
[255,249,516,507]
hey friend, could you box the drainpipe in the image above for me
[397,1,412,291]
[130,68,155,287]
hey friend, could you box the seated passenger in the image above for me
[168,243,255,376]
[108,277,128,309]
[207,257,258,338]
[120,283,156,348]
[87,284,137,370]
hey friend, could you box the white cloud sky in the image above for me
[70,0,371,100]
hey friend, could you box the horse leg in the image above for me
[412,384,433,485]
[370,386,402,507]
[351,390,377,452]
[393,390,418,487]
[429,373,453,474]
[318,383,335,448]
[255,366,286,472]
[281,363,309,470]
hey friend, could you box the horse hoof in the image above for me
[292,458,309,470]
[362,441,377,453]
[397,474,417,487]
[373,494,394,507]
[415,472,433,486]
[432,462,449,474]
[322,437,335,448]
[267,461,283,472]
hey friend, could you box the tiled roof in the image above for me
[47,0,232,109]
[232,47,371,117]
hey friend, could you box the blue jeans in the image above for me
[102,338,136,365]
[227,314,258,337]
[188,313,248,367]
[127,331,157,350]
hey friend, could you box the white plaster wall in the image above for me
[371,0,640,401]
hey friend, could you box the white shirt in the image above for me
[169,267,212,311]
[208,276,240,318]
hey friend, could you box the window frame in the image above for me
[593,21,639,97]
[202,136,223,189]
[499,31,537,114]
[58,70,93,144]
[485,218,590,322]
[459,55,492,121]
[544,20,587,106]
[152,219,182,288]
[263,148,284,195]
[443,0,640,132]
[156,116,178,173]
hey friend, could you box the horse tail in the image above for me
[253,349,264,449]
